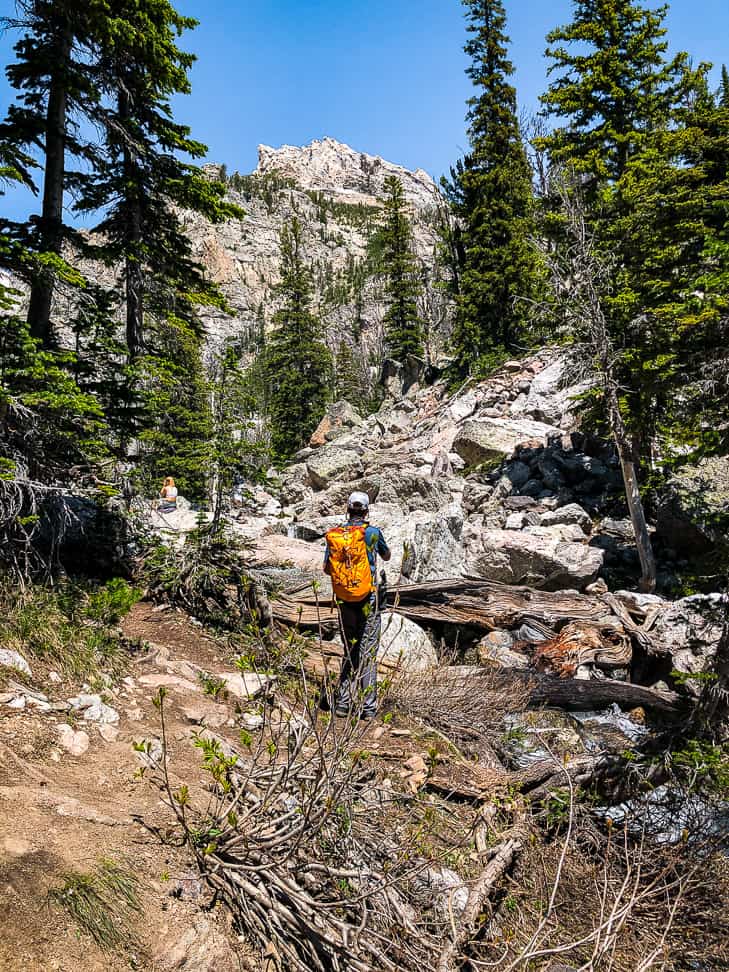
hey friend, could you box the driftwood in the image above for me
[532,620,632,675]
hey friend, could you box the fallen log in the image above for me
[411,666,680,715]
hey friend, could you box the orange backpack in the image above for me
[325,524,374,602]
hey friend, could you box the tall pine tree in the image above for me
[447,0,542,371]
[540,0,684,189]
[539,1,728,463]
[75,1,241,363]
[380,175,424,361]
[264,219,333,460]
[1,0,102,347]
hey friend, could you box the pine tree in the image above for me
[136,317,212,501]
[75,0,242,363]
[380,176,424,361]
[539,0,684,188]
[539,2,729,464]
[1,0,102,347]
[263,219,333,461]
[447,0,542,371]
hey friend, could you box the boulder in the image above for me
[478,631,529,670]
[510,357,594,428]
[251,533,326,573]
[463,524,603,590]
[655,455,729,554]
[452,416,562,468]
[309,401,363,447]
[306,446,364,490]
[400,507,464,582]
[650,594,726,693]
[539,503,592,533]
[379,613,438,673]
[0,649,32,677]
[217,672,274,700]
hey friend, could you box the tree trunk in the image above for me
[119,88,144,361]
[27,25,72,348]
[604,378,657,593]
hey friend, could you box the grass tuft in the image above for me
[49,858,142,951]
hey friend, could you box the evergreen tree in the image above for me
[539,0,684,188]
[446,0,542,371]
[75,0,241,362]
[1,0,101,346]
[136,317,212,500]
[380,176,424,361]
[263,219,332,461]
[334,340,367,410]
[540,2,728,461]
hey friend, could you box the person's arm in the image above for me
[376,529,391,562]
[160,487,166,498]
[323,545,332,576]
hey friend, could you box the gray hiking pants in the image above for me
[336,591,380,716]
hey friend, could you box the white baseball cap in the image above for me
[347,491,370,510]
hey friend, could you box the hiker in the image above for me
[324,491,391,719]
[159,476,178,512]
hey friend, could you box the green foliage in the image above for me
[446,0,543,371]
[140,526,256,630]
[669,739,729,798]
[0,578,137,679]
[379,176,424,361]
[136,317,213,501]
[539,0,729,463]
[49,858,141,951]
[263,218,333,460]
[84,577,140,626]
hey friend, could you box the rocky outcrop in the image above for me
[452,416,562,467]
[463,525,603,590]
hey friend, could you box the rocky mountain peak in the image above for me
[256,137,439,208]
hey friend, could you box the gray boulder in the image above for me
[655,455,729,554]
[306,446,364,490]
[379,613,438,673]
[540,503,593,534]
[650,594,726,693]
[400,507,464,581]
[452,416,563,467]
[463,524,603,590]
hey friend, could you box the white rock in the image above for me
[0,649,32,677]
[217,672,274,700]
[69,693,120,724]
[379,613,437,674]
[505,512,525,530]
[56,724,90,756]
[539,503,592,533]
[6,696,26,710]
[98,724,120,743]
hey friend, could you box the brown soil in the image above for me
[0,602,249,972]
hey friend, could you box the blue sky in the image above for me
[1,0,727,224]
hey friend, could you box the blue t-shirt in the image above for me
[324,520,390,583]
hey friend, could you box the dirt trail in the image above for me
[0,602,250,972]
